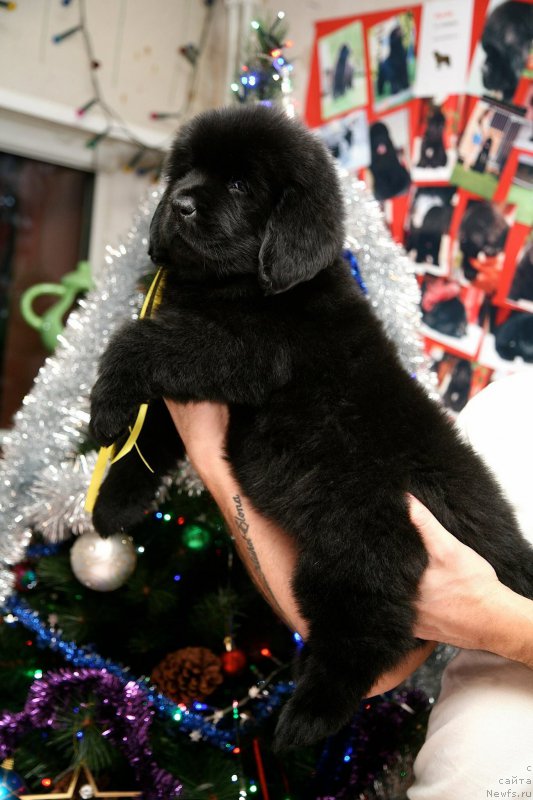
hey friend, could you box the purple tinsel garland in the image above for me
[0,668,182,799]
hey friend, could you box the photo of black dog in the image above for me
[417,107,447,169]
[509,240,533,303]
[420,277,467,339]
[459,200,509,282]
[494,311,533,362]
[480,0,533,102]
[332,44,354,99]
[442,358,473,413]
[369,121,411,200]
[376,25,409,96]
[406,188,454,267]
[89,106,533,750]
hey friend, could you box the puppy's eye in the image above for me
[228,179,247,193]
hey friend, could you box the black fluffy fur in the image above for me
[90,106,533,750]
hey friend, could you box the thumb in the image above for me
[407,494,456,558]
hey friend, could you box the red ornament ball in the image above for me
[12,562,37,592]
[221,648,247,675]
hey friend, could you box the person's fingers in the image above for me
[407,494,457,561]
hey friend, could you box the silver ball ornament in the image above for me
[79,785,94,799]
[70,530,137,591]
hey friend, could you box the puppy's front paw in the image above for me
[89,377,138,446]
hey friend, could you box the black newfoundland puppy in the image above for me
[90,106,533,749]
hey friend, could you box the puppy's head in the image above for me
[459,200,509,259]
[149,105,344,295]
[370,122,394,158]
[481,1,533,100]
[425,109,445,139]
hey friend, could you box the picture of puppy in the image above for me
[405,186,454,272]
[368,12,417,110]
[442,359,472,412]
[458,200,509,289]
[332,44,354,99]
[509,240,533,306]
[494,312,533,362]
[89,106,533,750]
[417,107,447,169]
[421,278,467,338]
[452,97,527,200]
[468,0,533,103]
[480,0,533,102]
[318,20,367,120]
[369,119,411,200]
[506,153,533,226]
[412,100,457,183]
[377,25,409,96]
[429,348,491,415]
[316,109,371,171]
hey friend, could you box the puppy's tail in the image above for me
[273,651,361,751]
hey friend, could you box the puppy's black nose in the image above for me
[172,195,196,217]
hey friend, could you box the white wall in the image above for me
[0,0,228,267]
[0,0,226,143]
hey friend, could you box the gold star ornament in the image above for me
[21,764,140,799]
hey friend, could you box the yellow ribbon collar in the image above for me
[85,268,166,514]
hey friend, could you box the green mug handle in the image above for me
[20,260,93,351]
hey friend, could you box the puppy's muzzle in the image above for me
[172,194,197,218]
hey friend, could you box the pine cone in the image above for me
[151,646,223,704]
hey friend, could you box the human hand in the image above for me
[408,495,501,649]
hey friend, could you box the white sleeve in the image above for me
[408,373,533,800]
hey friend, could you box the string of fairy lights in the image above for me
[48,0,216,175]
[2,1,293,175]
[230,12,295,117]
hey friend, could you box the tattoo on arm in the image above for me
[231,494,287,621]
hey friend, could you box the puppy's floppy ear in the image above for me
[258,149,344,295]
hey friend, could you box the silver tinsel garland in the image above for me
[0,188,158,601]
[0,178,436,601]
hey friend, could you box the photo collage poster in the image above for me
[305,0,533,414]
